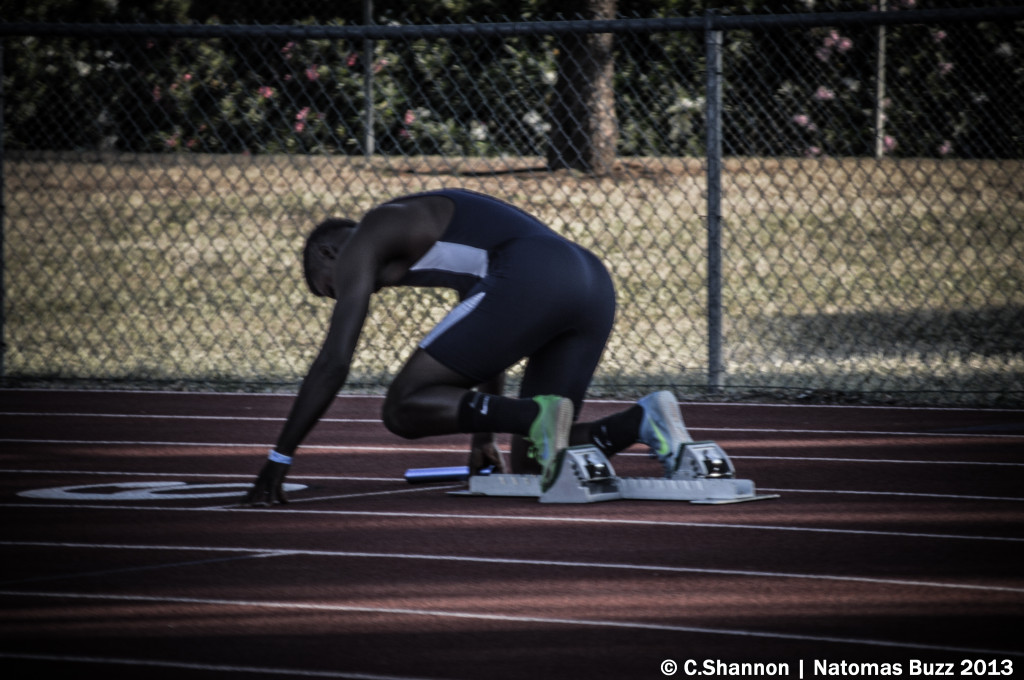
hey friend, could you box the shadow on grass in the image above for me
[772,303,1024,358]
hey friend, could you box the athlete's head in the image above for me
[303,217,356,297]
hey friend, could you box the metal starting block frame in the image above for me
[450,442,779,504]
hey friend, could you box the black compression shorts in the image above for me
[419,233,615,412]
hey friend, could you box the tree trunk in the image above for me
[546,0,619,175]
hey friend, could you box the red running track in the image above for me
[1,388,1023,680]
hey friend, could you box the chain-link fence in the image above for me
[2,7,1023,405]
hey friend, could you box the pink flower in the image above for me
[165,134,179,148]
[404,109,416,125]
[152,86,161,102]
[818,31,852,59]
[347,53,358,67]
[296,107,311,121]
[938,140,953,156]
[183,73,192,82]
[884,136,897,153]
[938,62,954,76]
[814,86,836,101]
[305,66,319,81]
[792,114,811,128]
[258,86,274,99]
[294,122,305,133]
[805,146,822,157]
[933,30,947,43]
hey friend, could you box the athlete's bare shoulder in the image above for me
[376,193,455,237]
[337,194,456,291]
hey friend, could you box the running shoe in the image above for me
[637,391,692,476]
[527,395,574,492]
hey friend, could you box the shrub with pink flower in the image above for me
[817,30,854,62]
[814,86,836,101]
[294,107,312,133]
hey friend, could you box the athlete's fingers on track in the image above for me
[469,438,505,475]
[245,460,291,506]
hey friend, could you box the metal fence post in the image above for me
[705,13,724,393]
[874,0,888,159]
[363,0,376,157]
[0,39,6,380]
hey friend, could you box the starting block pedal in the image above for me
[538,445,623,503]
[446,442,778,504]
[674,441,736,479]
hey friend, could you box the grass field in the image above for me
[4,152,1023,405]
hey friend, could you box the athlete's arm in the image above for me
[246,231,377,506]
[246,199,450,506]
[276,203,436,456]
[273,279,374,456]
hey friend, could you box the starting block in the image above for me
[441,442,778,505]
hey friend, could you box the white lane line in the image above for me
[3,434,1023,466]
[700,427,1024,439]
[0,550,275,588]
[0,439,470,453]
[3,540,1022,595]
[758,487,1024,502]
[0,652,443,680]
[0,469,403,482]
[0,412,377,423]
[5,387,1024,412]
[3,467,1020,502]
[1,589,1021,659]
[3,502,1023,543]
[233,508,1024,543]
[727,455,1024,467]
[239,484,467,506]
[4,468,1021,502]
[4,415,1023,439]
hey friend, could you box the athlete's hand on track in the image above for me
[245,460,290,506]
[469,433,505,476]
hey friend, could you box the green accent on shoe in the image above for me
[527,396,573,492]
[540,447,567,493]
[526,395,573,463]
[648,420,670,458]
[637,391,693,475]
